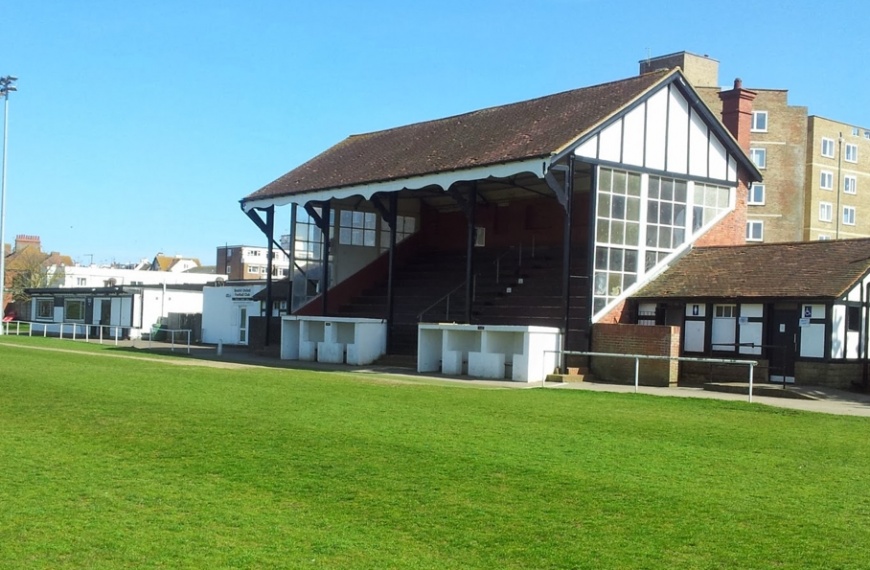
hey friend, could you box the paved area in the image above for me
[5,338,870,417]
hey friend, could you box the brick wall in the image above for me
[591,323,680,386]
[680,359,769,385]
[795,361,865,390]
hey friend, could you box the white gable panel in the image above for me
[709,135,728,181]
[727,155,737,182]
[599,119,622,163]
[622,105,645,167]
[645,90,667,171]
[688,110,708,178]
[666,87,689,175]
[575,137,598,159]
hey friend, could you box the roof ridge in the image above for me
[344,70,673,140]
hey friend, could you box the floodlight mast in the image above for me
[0,75,18,333]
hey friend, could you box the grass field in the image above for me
[2,337,870,569]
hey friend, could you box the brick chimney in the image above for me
[718,78,757,152]
[14,234,41,253]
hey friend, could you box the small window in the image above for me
[821,138,835,158]
[819,202,833,222]
[847,306,861,332]
[339,210,377,247]
[64,299,85,322]
[226,264,231,274]
[247,265,259,274]
[852,127,861,137]
[751,111,768,132]
[845,175,857,195]
[714,305,736,318]
[865,131,870,140]
[844,206,857,226]
[749,148,766,169]
[748,183,765,205]
[818,234,831,241]
[746,220,764,242]
[36,299,53,320]
[820,170,834,190]
[76,277,86,286]
[846,143,858,163]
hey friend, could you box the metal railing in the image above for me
[545,350,759,403]
[1,320,191,353]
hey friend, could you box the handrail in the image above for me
[417,279,467,322]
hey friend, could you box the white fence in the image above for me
[1,320,192,353]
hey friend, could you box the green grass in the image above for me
[2,338,870,569]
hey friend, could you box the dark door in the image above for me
[770,307,799,382]
[100,300,112,326]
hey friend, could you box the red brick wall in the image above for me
[694,175,750,247]
[591,323,680,386]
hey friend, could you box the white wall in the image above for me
[201,285,265,345]
[59,265,225,288]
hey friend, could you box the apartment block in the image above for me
[642,51,869,244]
[804,116,870,240]
[216,245,290,281]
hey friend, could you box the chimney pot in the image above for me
[734,78,742,89]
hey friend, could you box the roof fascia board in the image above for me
[241,157,550,212]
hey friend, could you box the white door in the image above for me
[238,307,248,344]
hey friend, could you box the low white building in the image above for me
[58,265,222,288]
[26,283,210,341]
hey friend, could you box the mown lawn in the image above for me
[2,337,870,569]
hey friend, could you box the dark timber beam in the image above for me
[305,201,332,316]
[265,205,275,346]
[371,192,399,353]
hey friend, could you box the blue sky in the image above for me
[2,0,868,266]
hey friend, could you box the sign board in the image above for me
[738,316,748,325]
[799,317,811,327]
[804,306,812,318]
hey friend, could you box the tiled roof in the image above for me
[634,239,870,300]
[244,71,673,202]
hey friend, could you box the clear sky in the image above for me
[2,0,868,267]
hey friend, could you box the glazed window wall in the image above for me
[592,167,732,316]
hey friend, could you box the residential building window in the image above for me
[76,277,86,286]
[248,249,262,257]
[865,131,870,140]
[379,215,418,253]
[226,264,231,274]
[748,183,765,205]
[821,138,835,158]
[820,170,834,190]
[247,265,259,274]
[339,210,377,247]
[749,147,766,169]
[819,202,833,222]
[36,299,53,320]
[853,127,861,137]
[751,111,768,132]
[64,299,85,322]
[746,220,763,242]
[844,206,856,226]
[845,175,857,195]
[846,143,858,163]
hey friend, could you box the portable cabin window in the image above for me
[35,299,53,320]
[64,299,85,322]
